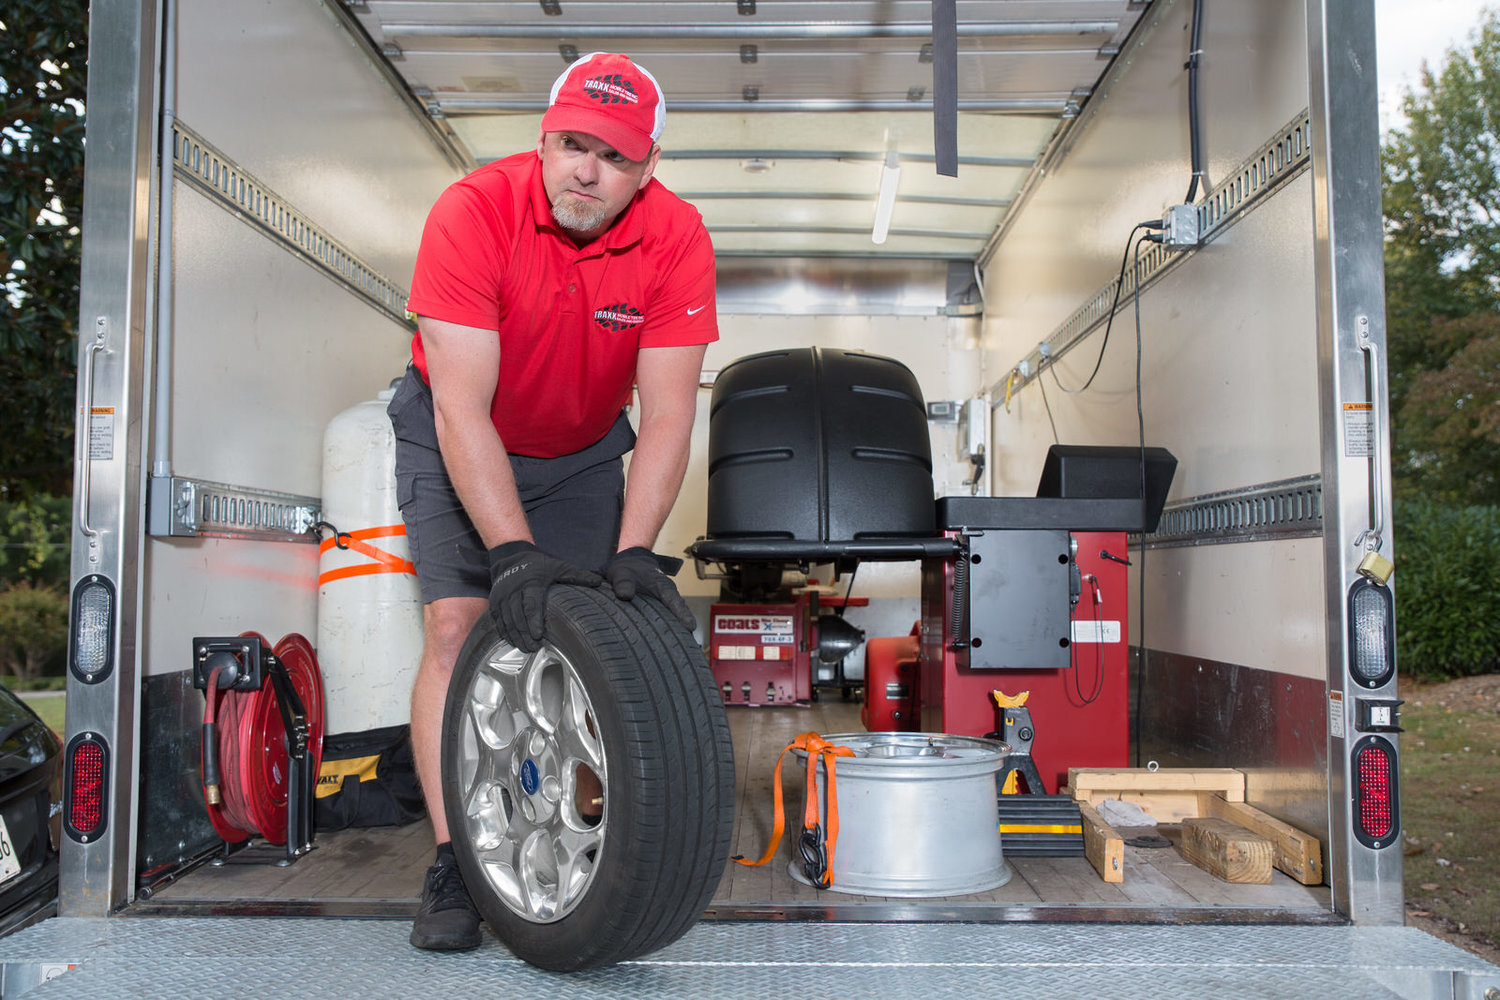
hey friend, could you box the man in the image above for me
[388,51,716,951]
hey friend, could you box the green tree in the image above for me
[1,0,89,497]
[1382,9,1500,505]
[0,493,70,587]
[0,582,68,682]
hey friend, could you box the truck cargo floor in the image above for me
[1,918,1497,999]
[138,700,1334,922]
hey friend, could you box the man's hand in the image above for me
[488,541,603,652]
[604,547,697,629]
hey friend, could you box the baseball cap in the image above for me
[541,52,666,162]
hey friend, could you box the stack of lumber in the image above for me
[1065,768,1324,887]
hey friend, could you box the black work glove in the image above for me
[488,541,602,652]
[604,547,697,630]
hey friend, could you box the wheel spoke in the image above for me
[556,675,605,775]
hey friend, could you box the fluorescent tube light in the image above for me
[871,151,900,245]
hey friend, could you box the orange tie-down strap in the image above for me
[732,732,856,887]
[318,524,416,586]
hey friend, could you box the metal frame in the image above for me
[1144,475,1323,549]
[146,476,321,542]
[1305,0,1402,923]
[63,0,160,917]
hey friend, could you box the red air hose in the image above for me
[200,632,325,846]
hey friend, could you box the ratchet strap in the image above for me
[731,731,855,887]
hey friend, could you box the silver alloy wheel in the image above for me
[455,637,607,923]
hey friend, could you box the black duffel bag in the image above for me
[314,724,426,831]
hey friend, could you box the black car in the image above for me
[0,686,60,936]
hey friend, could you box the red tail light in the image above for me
[1351,735,1398,849]
[65,733,110,842]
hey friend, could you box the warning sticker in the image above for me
[1328,690,1345,739]
[1070,620,1121,644]
[1343,403,1374,458]
[88,407,115,461]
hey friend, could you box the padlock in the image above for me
[1356,549,1394,586]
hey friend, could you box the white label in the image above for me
[1071,620,1121,644]
[1328,690,1345,739]
[88,408,115,461]
[713,614,795,637]
[0,814,21,884]
[1343,403,1374,458]
[760,634,794,645]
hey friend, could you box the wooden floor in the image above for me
[147,699,1331,917]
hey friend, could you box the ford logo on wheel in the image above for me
[520,759,540,795]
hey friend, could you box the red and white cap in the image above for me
[541,52,666,162]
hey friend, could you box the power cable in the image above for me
[1049,222,1158,395]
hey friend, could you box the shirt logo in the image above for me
[686,305,706,316]
[594,303,646,331]
[583,74,640,106]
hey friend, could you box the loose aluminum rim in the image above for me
[455,636,608,923]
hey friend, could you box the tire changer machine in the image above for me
[688,347,1175,798]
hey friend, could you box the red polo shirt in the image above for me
[406,151,718,458]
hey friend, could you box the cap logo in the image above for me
[583,74,640,106]
[594,303,645,331]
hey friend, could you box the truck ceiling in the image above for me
[342,0,1149,261]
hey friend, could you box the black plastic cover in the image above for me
[704,347,935,545]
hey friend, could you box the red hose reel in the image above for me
[194,632,325,853]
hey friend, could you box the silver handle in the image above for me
[1354,315,1386,552]
[78,317,109,554]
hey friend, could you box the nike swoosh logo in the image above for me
[686,305,706,316]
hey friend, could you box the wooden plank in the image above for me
[1077,801,1124,884]
[1202,794,1324,886]
[1067,767,1245,823]
[1179,817,1273,884]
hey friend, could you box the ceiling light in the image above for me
[740,158,774,174]
[871,151,900,245]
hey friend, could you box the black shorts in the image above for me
[387,367,633,603]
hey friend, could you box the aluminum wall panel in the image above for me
[139,186,410,677]
[175,0,457,282]
[979,0,1322,683]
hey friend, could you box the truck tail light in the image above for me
[64,733,110,842]
[1351,735,1398,849]
[1347,578,1394,688]
[69,574,116,684]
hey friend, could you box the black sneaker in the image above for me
[410,860,482,951]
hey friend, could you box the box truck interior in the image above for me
[47,0,1498,991]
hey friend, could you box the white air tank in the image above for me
[317,387,423,734]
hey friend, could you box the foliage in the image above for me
[1394,498,1500,679]
[1396,315,1500,503]
[0,582,68,682]
[0,0,90,497]
[0,493,69,588]
[1382,10,1500,506]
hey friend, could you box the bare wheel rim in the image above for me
[456,636,607,923]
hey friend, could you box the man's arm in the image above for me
[616,342,708,552]
[418,316,532,548]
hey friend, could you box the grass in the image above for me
[17,690,65,736]
[1401,690,1500,954]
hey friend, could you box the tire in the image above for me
[441,584,735,971]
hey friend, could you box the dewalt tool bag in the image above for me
[314,724,426,830]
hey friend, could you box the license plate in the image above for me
[0,814,22,884]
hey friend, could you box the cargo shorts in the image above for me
[386,366,633,603]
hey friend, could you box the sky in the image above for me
[1375,0,1494,130]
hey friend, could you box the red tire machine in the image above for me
[688,349,1174,790]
